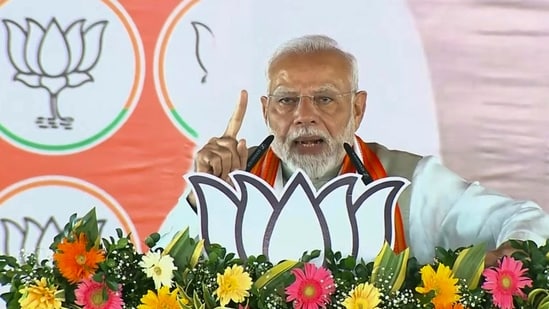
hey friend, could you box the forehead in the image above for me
[267,50,353,92]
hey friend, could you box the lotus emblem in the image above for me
[187,170,409,263]
[1,216,107,261]
[2,18,108,129]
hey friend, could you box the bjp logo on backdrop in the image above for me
[0,0,144,154]
[3,18,107,130]
[0,176,140,260]
[154,0,216,144]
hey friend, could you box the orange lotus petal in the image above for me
[53,233,105,284]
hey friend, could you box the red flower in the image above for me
[285,263,335,309]
[482,256,533,309]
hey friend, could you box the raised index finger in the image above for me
[223,90,248,138]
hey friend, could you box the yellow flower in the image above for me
[19,278,64,309]
[215,264,252,306]
[416,264,460,309]
[342,283,381,309]
[138,286,181,309]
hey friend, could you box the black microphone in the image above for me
[343,142,374,185]
[245,135,274,172]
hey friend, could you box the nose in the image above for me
[293,96,319,125]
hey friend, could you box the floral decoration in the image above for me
[1,208,549,309]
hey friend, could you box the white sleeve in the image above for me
[157,189,200,248]
[408,156,549,264]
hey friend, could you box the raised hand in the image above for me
[194,90,249,182]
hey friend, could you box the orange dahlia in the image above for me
[53,233,105,283]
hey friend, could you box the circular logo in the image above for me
[0,175,141,259]
[0,0,145,154]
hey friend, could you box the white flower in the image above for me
[139,251,177,290]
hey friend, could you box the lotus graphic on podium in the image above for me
[187,170,410,263]
[2,18,107,129]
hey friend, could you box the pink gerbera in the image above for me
[482,256,533,309]
[75,278,124,309]
[285,263,335,309]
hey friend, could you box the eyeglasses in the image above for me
[266,90,356,114]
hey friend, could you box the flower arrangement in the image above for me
[1,208,549,309]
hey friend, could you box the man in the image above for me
[161,35,549,265]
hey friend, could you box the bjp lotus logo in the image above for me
[187,170,410,263]
[2,18,107,129]
[0,216,106,260]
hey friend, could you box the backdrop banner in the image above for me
[1,0,548,281]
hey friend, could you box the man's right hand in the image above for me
[187,90,250,210]
[194,90,250,182]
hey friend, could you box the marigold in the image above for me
[216,264,253,306]
[416,264,460,309]
[19,278,64,309]
[53,233,105,284]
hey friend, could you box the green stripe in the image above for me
[0,109,128,152]
[171,109,198,138]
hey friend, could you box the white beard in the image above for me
[268,118,356,179]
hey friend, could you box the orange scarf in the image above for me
[250,135,407,253]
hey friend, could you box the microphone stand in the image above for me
[343,142,373,185]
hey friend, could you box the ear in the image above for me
[352,91,367,130]
[260,96,269,124]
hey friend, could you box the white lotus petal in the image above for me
[79,21,107,71]
[64,20,85,73]
[2,20,31,73]
[38,19,70,76]
[40,76,67,95]
[24,18,45,74]
[21,218,47,257]
[353,177,409,262]
[67,72,93,87]
[187,173,239,255]
[14,73,41,88]
[232,172,276,258]
[267,172,326,263]
[0,219,25,257]
[37,218,61,260]
[317,175,359,258]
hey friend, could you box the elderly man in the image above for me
[161,35,549,265]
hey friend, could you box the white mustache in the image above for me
[286,127,330,143]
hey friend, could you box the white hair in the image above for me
[266,35,359,90]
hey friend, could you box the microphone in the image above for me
[245,135,274,172]
[343,142,374,185]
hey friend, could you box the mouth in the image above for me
[292,136,326,153]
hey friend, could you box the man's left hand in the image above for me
[485,241,519,267]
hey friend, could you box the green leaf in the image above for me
[67,208,101,249]
[370,241,410,292]
[145,233,161,248]
[202,283,217,308]
[254,260,298,289]
[451,243,485,289]
[528,288,549,309]
[339,256,356,270]
[163,228,199,270]
[106,278,118,291]
[189,240,205,268]
[192,290,205,309]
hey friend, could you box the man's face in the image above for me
[261,50,366,178]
